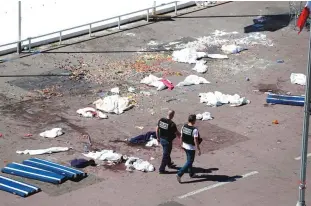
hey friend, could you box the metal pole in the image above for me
[175,1,177,15]
[17,1,22,54]
[118,17,121,29]
[297,29,311,206]
[146,9,149,22]
[153,1,156,15]
[89,24,92,37]
[59,31,62,45]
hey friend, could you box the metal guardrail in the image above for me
[0,1,180,54]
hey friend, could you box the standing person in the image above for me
[156,110,181,174]
[177,114,202,183]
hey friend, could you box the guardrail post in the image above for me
[175,1,178,15]
[89,24,92,37]
[118,17,121,29]
[28,38,31,51]
[17,1,22,54]
[59,31,62,45]
[146,9,149,22]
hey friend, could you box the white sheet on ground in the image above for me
[221,44,245,54]
[125,157,155,172]
[111,87,120,94]
[202,112,213,120]
[83,150,123,163]
[192,60,207,73]
[145,138,159,147]
[172,48,206,64]
[39,128,63,138]
[290,73,306,86]
[128,87,136,93]
[77,107,108,119]
[199,91,250,107]
[176,75,210,87]
[16,147,70,155]
[93,95,133,114]
[207,54,228,59]
[140,74,167,91]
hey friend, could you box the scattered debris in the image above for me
[196,112,213,121]
[277,140,281,144]
[125,157,155,172]
[77,107,108,119]
[147,40,158,46]
[290,73,306,86]
[176,75,210,87]
[93,95,133,114]
[135,126,144,130]
[207,54,228,59]
[192,60,208,73]
[70,159,96,168]
[129,131,156,144]
[128,87,136,93]
[125,33,136,37]
[161,79,174,90]
[221,44,245,54]
[39,128,63,138]
[140,91,152,96]
[111,87,120,94]
[0,133,3,137]
[150,157,155,161]
[145,138,159,147]
[16,147,71,155]
[272,120,279,124]
[24,134,33,137]
[140,74,167,91]
[166,98,178,102]
[199,91,250,107]
[277,60,284,63]
[246,77,250,81]
[83,150,123,164]
[172,48,206,64]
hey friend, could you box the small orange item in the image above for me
[272,120,279,124]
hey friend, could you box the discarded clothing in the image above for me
[290,73,306,86]
[16,147,70,155]
[93,95,133,114]
[125,157,155,172]
[221,44,245,54]
[172,48,206,64]
[176,75,210,87]
[145,138,159,147]
[70,159,96,168]
[199,91,250,107]
[111,87,120,94]
[192,60,207,73]
[207,54,228,59]
[83,150,123,163]
[196,112,213,121]
[129,131,156,144]
[77,107,108,119]
[39,128,63,138]
[140,74,167,91]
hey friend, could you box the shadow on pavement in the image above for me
[181,174,242,184]
[244,14,290,33]
[162,167,219,175]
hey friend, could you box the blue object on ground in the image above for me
[0,175,40,197]
[1,162,66,184]
[129,131,156,144]
[266,93,304,106]
[70,159,95,169]
[277,60,284,63]
[23,158,87,180]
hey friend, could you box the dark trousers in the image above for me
[159,138,173,172]
[177,149,195,177]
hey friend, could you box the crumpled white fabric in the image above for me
[83,150,123,163]
[140,74,167,91]
[199,91,250,107]
[290,73,306,86]
[172,48,206,64]
[125,157,155,172]
[111,87,120,94]
[145,138,159,147]
[207,54,228,59]
[77,107,108,119]
[192,60,207,73]
[93,95,133,114]
[221,44,245,54]
[16,147,70,155]
[40,128,63,138]
[196,112,213,121]
[177,75,210,87]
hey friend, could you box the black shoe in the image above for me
[168,162,176,169]
[159,170,169,174]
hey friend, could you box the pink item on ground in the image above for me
[160,79,174,90]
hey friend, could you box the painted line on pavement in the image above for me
[178,171,259,199]
[295,153,311,160]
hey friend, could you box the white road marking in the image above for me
[295,153,311,160]
[178,171,259,199]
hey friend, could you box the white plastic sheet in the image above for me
[192,60,207,73]
[172,48,206,64]
[199,91,250,107]
[145,138,159,147]
[176,75,210,87]
[140,74,166,91]
[207,54,228,59]
[111,87,120,94]
[93,95,133,114]
[16,147,70,155]
[125,157,155,172]
[77,107,108,119]
[290,73,306,86]
[39,128,63,138]
[83,150,123,163]
[221,44,245,54]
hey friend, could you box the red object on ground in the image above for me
[0,133,3,137]
[161,79,174,90]
[297,3,311,34]
[24,134,33,137]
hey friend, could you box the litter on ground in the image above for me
[145,138,159,147]
[290,73,306,86]
[176,75,210,87]
[192,60,208,73]
[207,54,228,59]
[111,87,120,94]
[128,87,136,93]
[77,107,108,119]
[93,95,133,114]
[129,131,156,144]
[140,91,152,96]
[196,112,213,121]
[39,128,63,138]
[140,74,168,91]
[172,48,206,64]
[83,150,123,163]
[221,44,245,54]
[16,147,70,155]
[125,157,155,172]
[199,91,250,107]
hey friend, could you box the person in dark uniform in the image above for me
[177,114,202,183]
[156,110,181,174]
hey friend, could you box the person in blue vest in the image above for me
[156,110,181,174]
[177,114,202,183]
